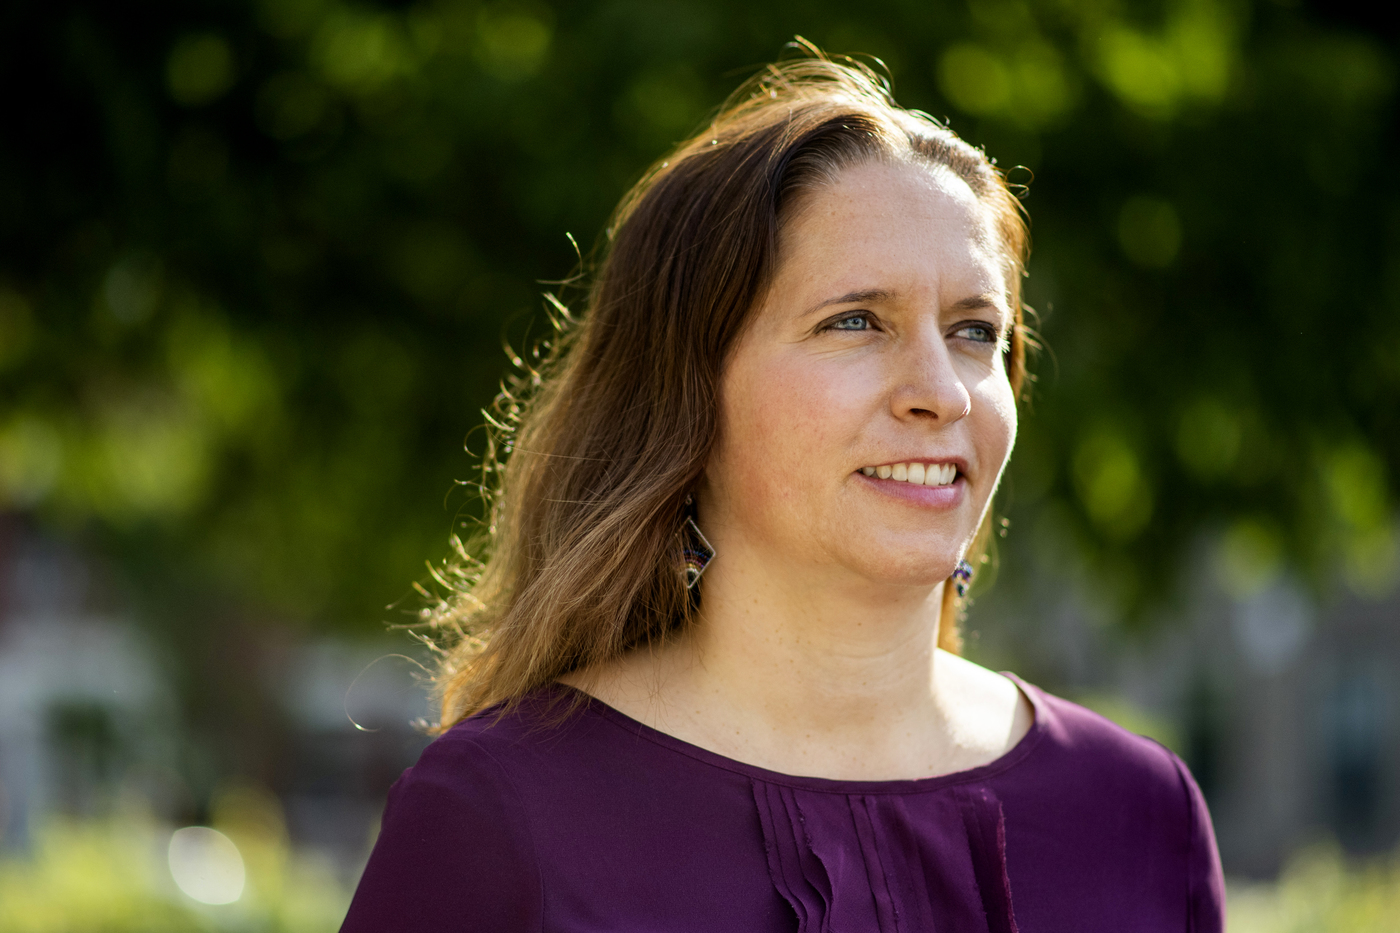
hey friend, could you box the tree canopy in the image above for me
[2,0,1397,640]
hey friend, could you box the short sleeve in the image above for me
[1172,755,1225,933]
[340,733,543,933]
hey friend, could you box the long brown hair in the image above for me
[426,46,1032,727]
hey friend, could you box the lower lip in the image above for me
[856,472,966,508]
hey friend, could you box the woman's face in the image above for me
[703,158,1017,589]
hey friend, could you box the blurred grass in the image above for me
[0,791,350,933]
[1228,844,1400,933]
[3,806,1399,930]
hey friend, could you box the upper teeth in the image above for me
[861,462,958,485]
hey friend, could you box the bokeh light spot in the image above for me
[1216,517,1283,600]
[1176,397,1242,480]
[1073,429,1154,542]
[101,256,164,325]
[1118,196,1182,269]
[257,72,334,140]
[315,11,409,91]
[474,6,552,81]
[167,34,236,107]
[0,414,62,507]
[0,287,35,370]
[168,826,245,905]
[938,44,1010,115]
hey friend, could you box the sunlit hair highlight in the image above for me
[424,44,1032,728]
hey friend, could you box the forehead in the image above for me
[775,159,1008,297]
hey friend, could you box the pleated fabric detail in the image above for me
[752,779,1017,933]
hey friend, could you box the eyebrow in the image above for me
[802,290,1006,318]
[802,289,894,318]
[950,294,1005,314]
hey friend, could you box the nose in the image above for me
[889,328,972,423]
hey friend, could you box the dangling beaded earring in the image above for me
[680,495,715,590]
[952,559,974,599]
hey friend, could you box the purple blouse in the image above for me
[341,675,1224,932]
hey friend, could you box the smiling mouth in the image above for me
[859,462,960,486]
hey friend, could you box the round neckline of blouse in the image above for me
[550,672,1049,795]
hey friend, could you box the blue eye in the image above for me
[955,323,998,343]
[830,314,870,331]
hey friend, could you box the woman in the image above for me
[342,50,1225,932]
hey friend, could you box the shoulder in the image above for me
[389,689,603,817]
[999,675,1215,850]
[379,698,555,813]
[1014,678,1190,793]
[340,702,558,933]
[1000,677,1225,927]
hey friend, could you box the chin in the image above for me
[845,549,959,588]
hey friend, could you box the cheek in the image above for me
[970,371,1018,468]
[717,355,870,506]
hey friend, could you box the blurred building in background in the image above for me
[3,510,1397,884]
[0,517,430,886]
[0,522,173,852]
[973,518,1400,879]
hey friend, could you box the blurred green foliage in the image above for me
[1073,691,1184,752]
[5,802,1396,932]
[1,0,1397,638]
[1228,843,1400,932]
[0,787,347,932]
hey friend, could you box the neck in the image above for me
[685,533,946,739]
[567,514,1030,780]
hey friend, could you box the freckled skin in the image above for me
[569,160,1030,781]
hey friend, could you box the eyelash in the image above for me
[826,312,874,332]
[954,322,1000,344]
[821,313,1003,344]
